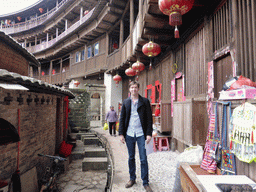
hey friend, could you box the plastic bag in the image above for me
[228,75,256,90]
[103,123,108,130]
[173,145,204,192]
[116,122,119,132]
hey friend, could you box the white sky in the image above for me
[0,0,39,15]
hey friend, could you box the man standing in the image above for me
[105,106,118,136]
[119,81,153,192]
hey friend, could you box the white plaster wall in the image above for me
[104,73,122,117]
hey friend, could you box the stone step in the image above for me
[71,150,85,160]
[82,157,108,171]
[84,147,106,157]
[83,137,100,145]
[76,132,96,140]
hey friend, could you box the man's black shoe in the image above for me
[125,180,136,188]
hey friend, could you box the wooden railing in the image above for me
[0,0,70,34]
[26,8,95,53]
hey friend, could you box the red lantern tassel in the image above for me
[230,140,232,149]
[175,26,180,38]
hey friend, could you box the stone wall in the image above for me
[0,41,29,76]
[0,87,66,180]
[68,89,90,130]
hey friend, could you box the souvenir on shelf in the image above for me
[230,102,256,163]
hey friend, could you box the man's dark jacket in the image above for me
[119,95,153,140]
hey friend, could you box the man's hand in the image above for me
[120,135,125,144]
[146,136,152,144]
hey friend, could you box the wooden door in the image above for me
[214,54,233,99]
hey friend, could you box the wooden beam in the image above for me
[102,20,115,27]
[108,3,126,11]
[148,0,158,5]
[137,37,170,46]
[144,13,169,26]
[144,27,173,38]
[108,10,122,18]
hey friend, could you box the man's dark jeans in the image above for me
[126,135,149,186]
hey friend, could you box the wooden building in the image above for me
[1,0,256,181]
[0,31,74,191]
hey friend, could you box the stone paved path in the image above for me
[56,127,180,192]
[95,127,179,192]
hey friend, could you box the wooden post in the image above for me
[130,0,134,53]
[50,60,53,83]
[119,19,123,49]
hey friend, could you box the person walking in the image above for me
[105,106,118,136]
[119,81,153,192]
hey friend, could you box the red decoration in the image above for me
[84,10,89,15]
[74,80,80,87]
[39,8,44,13]
[125,67,136,77]
[159,0,195,38]
[132,61,145,75]
[142,41,161,57]
[17,16,22,21]
[155,104,160,116]
[113,43,118,49]
[113,74,122,84]
[52,69,56,75]
[41,71,45,76]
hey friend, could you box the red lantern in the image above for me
[159,0,195,38]
[125,67,136,77]
[113,74,122,84]
[142,41,161,57]
[74,80,80,87]
[39,8,44,13]
[84,10,89,15]
[113,43,118,49]
[17,16,22,21]
[132,61,145,75]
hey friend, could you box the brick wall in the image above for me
[0,41,29,76]
[0,88,66,180]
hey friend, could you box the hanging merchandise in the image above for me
[209,103,222,164]
[230,102,256,163]
[200,106,217,174]
[220,102,236,175]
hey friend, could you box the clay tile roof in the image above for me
[0,69,75,99]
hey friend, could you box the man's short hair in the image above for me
[129,81,140,88]
[110,106,114,108]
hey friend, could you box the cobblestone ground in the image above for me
[111,150,179,192]
[56,159,107,192]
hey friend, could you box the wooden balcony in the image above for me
[26,8,95,54]
[0,0,71,34]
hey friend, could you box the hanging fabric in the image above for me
[221,102,236,175]
[230,102,256,163]
[210,102,222,163]
[200,105,217,174]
